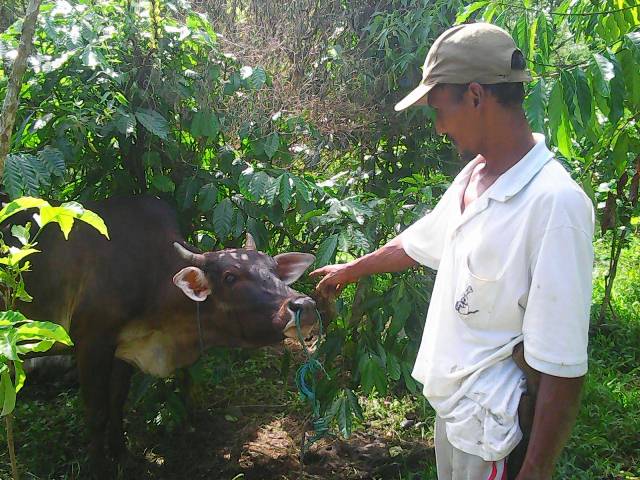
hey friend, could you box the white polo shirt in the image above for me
[400,134,594,461]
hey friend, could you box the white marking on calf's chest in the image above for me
[115,321,191,377]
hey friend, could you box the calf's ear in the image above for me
[274,253,315,285]
[173,267,212,301]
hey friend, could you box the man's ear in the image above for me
[468,82,483,107]
[274,253,316,285]
[173,267,212,301]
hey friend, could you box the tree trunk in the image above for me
[5,411,19,480]
[0,2,42,476]
[0,0,42,179]
[598,229,626,325]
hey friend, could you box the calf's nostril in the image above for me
[288,299,302,312]
[288,297,315,313]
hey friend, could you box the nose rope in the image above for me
[193,301,330,455]
[294,307,332,457]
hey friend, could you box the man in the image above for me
[310,23,594,480]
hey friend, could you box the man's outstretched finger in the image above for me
[309,268,324,278]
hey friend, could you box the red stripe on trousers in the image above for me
[501,459,508,480]
[487,461,498,480]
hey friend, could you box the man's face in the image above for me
[423,84,481,162]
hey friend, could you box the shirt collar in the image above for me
[484,133,554,202]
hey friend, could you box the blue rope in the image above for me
[294,308,332,454]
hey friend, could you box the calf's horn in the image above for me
[245,233,257,250]
[173,242,206,267]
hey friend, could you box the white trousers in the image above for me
[435,416,508,480]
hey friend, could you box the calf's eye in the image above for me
[223,273,236,285]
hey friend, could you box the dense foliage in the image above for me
[0,0,638,477]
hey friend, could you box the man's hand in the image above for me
[515,373,584,480]
[309,263,358,297]
[309,236,418,298]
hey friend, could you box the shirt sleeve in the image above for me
[522,192,594,377]
[399,189,454,270]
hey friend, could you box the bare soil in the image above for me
[7,342,435,480]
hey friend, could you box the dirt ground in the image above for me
[127,405,434,479]
[6,343,436,480]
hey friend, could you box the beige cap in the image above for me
[394,23,532,111]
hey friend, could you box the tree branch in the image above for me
[0,0,42,181]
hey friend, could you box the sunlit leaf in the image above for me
[16,321,73,346]
[524,79,545,133]
[455,1,488,23]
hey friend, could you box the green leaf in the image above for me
[314,234,338,268]
[151,174,175,193]
[263,132,279,159]
[37,205,74,239]
[387,354,402,381]
[176,177,201,210]
[292,175,311,202]
[608,57,626,126]
[360,354,387,395]
[278,174,293,210]
[0,331,18,361]
[81,45,101,68]
[337,395,352,438]
[0,247,40,266]
[548,81,573,158]
[0,370,16,416]
[345,388,364,422]
[231,209,246,239]
[198,183,218,212]
[535,13,553,65]
[0,197,49,223]
[3,154,40,198]
[190,110,220,139]
[246,217,268,250]
[455,1,488,23]
[248,171,273,200]
[524,79,545,133]
[246,66,267,90]
[612,132,630,177]
[574,69,592,127]
[401,361,419,394]
[11,224,30,245]
[592,54,614,95]
[114,112,136,136]
[13,360,25,393]
[38,146,66,178]
[625,31,640,62]
[512,15,529,58]
[16,321,73,346]
[143,151,162,171]
[74,208,109,238]
[212,198,233,239]
[135,109,169,140]
[0,311,28,326]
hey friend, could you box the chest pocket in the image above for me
[453,255,500,328]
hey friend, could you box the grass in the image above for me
[0,238,638,479]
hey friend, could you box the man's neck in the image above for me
[478,113,536,176]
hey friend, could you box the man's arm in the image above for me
[309,236,417,297]
[516,373,584,480]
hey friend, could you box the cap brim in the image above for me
[394,83,434,112]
